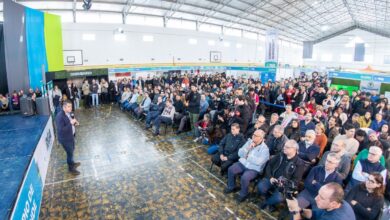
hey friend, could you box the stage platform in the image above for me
[0,114,51,219]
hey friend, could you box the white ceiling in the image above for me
[1,0,389,43]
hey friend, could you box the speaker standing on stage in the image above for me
[55,100,81,175]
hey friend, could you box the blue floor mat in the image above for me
[0,114,49,219]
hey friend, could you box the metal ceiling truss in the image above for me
[9,0,390,43]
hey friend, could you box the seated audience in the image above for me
[346,173,385,220]
[287,183,355,220]
[257,140,304,211]
[153,99,175,136]
[224,129,269,202]
[297,152,343,209]
[334,123,359,157]
[349,146,387,189]
[211,123,245,175]
[319,139,351,180]
[299,112,316,136]
[266,125,289,156]
[285,119,301,142]
[298,130,320,165]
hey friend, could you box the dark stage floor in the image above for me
[39,106,276,220]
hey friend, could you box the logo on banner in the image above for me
[45,129,52,150]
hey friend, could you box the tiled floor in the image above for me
[39,106,276,220]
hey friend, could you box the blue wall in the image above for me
[25,8,48,90]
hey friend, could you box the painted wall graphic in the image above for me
[3,0,30,93]
[4,1,64,93]
[44,13,64,71]
[25,8,48,90]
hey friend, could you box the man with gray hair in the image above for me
[297,152,343,209]
[298,130,320,165]
[266,124,289,155]
[224,129,269,203]
[257,139,305,211]
[348,146,387,189]
[319,139,351,180]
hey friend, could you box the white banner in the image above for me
[265,31,279,62]
[360,80,381,93]
[10,117,54,220]
[34,116,55,183]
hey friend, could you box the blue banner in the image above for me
[11,159,43,220]
[25,8,48,90]
[108,66,275,74]
[260,72,276,82]
[328,71,390,83]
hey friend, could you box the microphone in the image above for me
[70,112,75,119]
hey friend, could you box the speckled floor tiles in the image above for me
[39,105,276,220]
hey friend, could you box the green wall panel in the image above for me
[44,13,64,71]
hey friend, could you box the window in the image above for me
[82,34,95,41]
[320,54,332,62]
[224,27,241,37]
[199,24,221,34]
[126,15,163,27]
[99,13,122,24]
[47,11,73,23]
[365,55,373,63]
[114,34,126,42]
[76,12,99,23]
[188,38,197,45]
[258,35,265,41]
[340,54,352,62]
[142,35,154,42]
[281,40,290,48]
[166,19,196,30]
[208,40,215,46]
[0,12,3,22]
[236,43,242,49]
[384,55,390,64]
[243,31,257,40]
[223,42,230,47]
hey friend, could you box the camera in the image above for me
[276,177,298,200]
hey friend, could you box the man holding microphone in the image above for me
[55,100,81,175]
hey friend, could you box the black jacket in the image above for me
[187,92,200,114]
[285,126,301,142]
[265,153,305,183]
[346,184,384,220]
[218,133,246,161]
[55,110,74,145]
[266,134,289,155]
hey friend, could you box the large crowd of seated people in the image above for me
[4,71,390,219]
[108,72,390,219]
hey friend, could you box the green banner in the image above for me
[330,84,359,94]
[44,13,64,71]
[47,68,109,80]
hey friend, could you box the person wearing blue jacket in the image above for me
[55,100,81,175]
[370,113,387,132]
[297,152,343,209]
[298,130,320,165]
[299,112,316,137]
